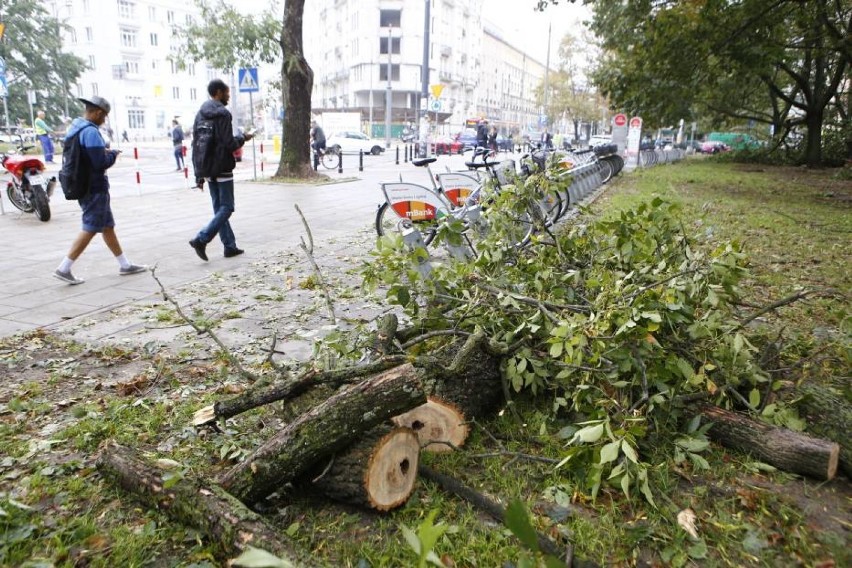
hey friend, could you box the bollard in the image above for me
[259,142,265,175]
[133,147,141,195]
[183,166,190,190]
[404,145,408,163]
[395,146,399,165]
[359,149,363,172]
[338,151,343,174]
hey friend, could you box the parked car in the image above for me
[495,134,514,151]
[326,131,385,155]
[588,135,612,147]
[433,135,463,155]
[456,128,478,150]
[700,140,730,154]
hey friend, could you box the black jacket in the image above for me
[476,123,489,146]
[192,99,244,178]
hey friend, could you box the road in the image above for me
[0,140,479,337]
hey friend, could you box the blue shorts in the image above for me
[79,191,115,233]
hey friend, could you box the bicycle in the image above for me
[312,144,341,170]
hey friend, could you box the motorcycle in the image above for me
[1,140,55,222]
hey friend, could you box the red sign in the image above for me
[613,113,627,127]
[629,117,643,128]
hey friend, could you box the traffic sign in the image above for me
[429,98,442,112]
[430,84,444,99]
[613,113,627,127]
[0,56,6,98]
[238,68,260,93]
[629,116,643,128]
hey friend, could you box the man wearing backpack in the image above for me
[171,119,185,171]
[188,79,252,261]
[53,96,147,285]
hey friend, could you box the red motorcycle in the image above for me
[1,141,55,222]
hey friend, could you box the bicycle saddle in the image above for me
[411,157,437,167]
[465,160,495,169]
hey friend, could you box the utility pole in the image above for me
[419,0,430,157]
[369,55,373,137]
[542,23,552,130]
[384,25,392,149]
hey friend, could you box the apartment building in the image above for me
[43,0,224,140]
[303,0,551,137]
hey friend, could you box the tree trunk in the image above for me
[311,425,420,511]
[697,404,839,480]
[795,382,852,478]
[803,107,824,168]
[276,0,315,178]
[219,363,425,504]
[96,442,315,566]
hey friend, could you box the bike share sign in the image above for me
[0,57,7,98]
[612,113,629,153]
[626,116,643,168]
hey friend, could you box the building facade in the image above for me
[303,0,551,137]
[44,0,225,140]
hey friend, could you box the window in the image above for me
[120,28,137,48]
[379,37,400,55]
[170,60,179,74]
[185,14,193,25]
[380,9,401,27]
[82,0,89,14]
[124,60,139,74]
[153,85,163,98]
[148,6,156,21]
[91,83,99,96]
[85,27,93,42]
[187,63,195,76]
[379,64,400,81]
[127,109,145,129]
[68,29,77,44]
[172,87,180,99]
[167,10,175,24]
[206,66,216,80]
[190,88,197,101]
[152,60,159,71]
[117,0,135,19]
[150,33,158,46]
[88,55,95,68]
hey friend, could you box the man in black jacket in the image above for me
[188,79,252,261]
[476,119,489,148]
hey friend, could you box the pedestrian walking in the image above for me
[34,110,55,163]
[53,96,147,285]
[171,119,185,171]
[476,119,489,148]
[188,79,252,261]
[121,130,129,142]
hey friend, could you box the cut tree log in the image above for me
[795,381,852,478]
[311,425,420,511]
[219,363,425,504]
[697,404,839,480]
[393,397,469,452]
[96,442,315,566]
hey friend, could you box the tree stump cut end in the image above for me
[393,397,469,453]
[365,427,421,511]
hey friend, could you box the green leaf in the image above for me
[231,546,294,568]
[572,423,604,444]
[688,539,708,559]
[620,470,631,498]
[505,500,540,552]
[621,440,639,463]
[733,332,744,354]
[748,388,760,408]
[400,525,422,556]
[549,341,563,357]
[638,469,656,507]
[599,440,621,464]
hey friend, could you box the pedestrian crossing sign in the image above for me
[238,68,260,93]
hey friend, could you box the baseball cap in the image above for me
[78,96,111,114]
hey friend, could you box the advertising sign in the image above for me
[382,183,450,222]
[626,116,643,168]
[436,173,480,206]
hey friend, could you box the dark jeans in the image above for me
[195,178,236,249]
[174,145,184,169]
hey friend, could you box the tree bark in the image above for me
[219,363,425,504]
[311,425,420,511]
[96,442,315,566]
[697,404,839,480]
[276,0,315,178]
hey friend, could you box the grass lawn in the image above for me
[0,159,849,567]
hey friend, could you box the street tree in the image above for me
[175,0,315,177]
[535,32,602,143]
[0,0,86,129]
[582,0,850,167]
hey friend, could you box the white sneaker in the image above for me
[119,264,148,276]
[54,269,84,285]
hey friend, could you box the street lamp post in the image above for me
[384,26,392,149]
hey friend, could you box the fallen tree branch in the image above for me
[150,266,261,383]
[478,283,590,314]
[295,204,336,324]
[96,442,315,566]
[193,355,408,427]
[737,288,841,329]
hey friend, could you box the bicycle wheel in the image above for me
[375,202,441,246]
[321,149,341,170]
